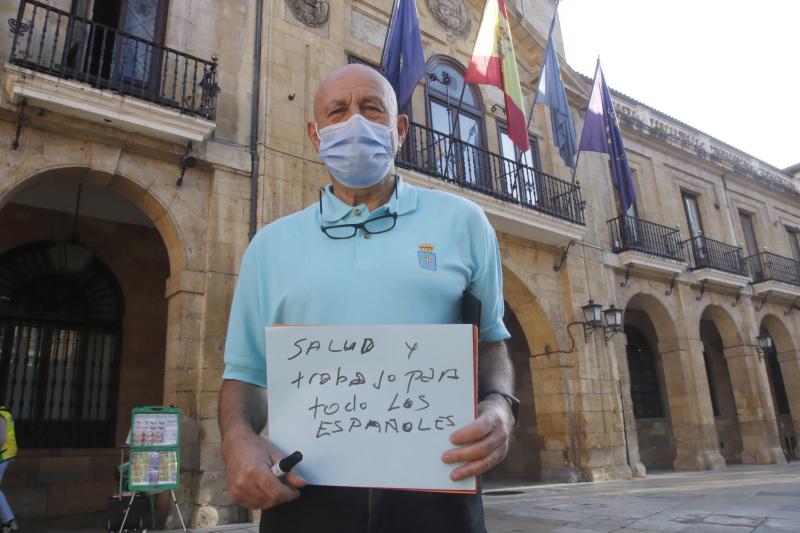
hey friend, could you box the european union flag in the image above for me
[533,34,578,169]
[380,0,426,112]
[579,60,637,212]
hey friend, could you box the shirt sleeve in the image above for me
[468,209,511,343]
[223,238,268,388]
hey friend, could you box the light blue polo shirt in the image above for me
[223,176,510,387]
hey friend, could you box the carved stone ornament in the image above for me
[285,0,329,28]
[425,0,471,36]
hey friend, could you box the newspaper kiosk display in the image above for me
[119,406,186,532]
[128,406,181,491]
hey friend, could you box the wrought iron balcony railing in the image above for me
[744,251,800,286]
[8,0,220,120]
[608,214,685,261]
[396,122,585,225]
[681,234,747,276]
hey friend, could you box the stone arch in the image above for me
[500,262,576,481]
[760,314,800,457]
[620,293,680,471]
[0,165,186,276]
[699,305,784,464]
[0,166,185,515]
[761,314,797,356]
[621,292,680,346]
[700,304,744,348]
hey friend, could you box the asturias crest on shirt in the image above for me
[417,243,437,271]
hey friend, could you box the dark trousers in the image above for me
[260,485,486,533]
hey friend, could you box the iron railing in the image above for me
[744,251,800,286]
[8,0,220,119]
[608,214,685,261]
[396,121,585,225]
[682,234,747,276]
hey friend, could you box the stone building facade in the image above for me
[0,0,797,527]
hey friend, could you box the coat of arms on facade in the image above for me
[285,0,329,28]
[425,0,471,37]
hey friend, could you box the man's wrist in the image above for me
[479,389,519,424]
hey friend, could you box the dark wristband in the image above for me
[479,389,519,424]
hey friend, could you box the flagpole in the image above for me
[379,0,399,69]
[572,56,600,183]
[508,0,560,197]
[524,0,560,136]
[570,150,582,183]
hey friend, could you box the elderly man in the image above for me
[219,64,517,532]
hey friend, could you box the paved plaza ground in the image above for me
[25,462,800,532]
[480,462,800,532]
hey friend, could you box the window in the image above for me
[425,57,486,185]
[66,0,170,92]
[497,123,540,201]
[681,192,704,238]
[0,242,124,448]
[739,211,759,257]
[625,327,664,419]
[787,227,800,262]
[682,192,706,262]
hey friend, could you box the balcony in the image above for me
[744,251,800,299]
[607,214,687,275]
[396,121,586,246]
[5,0,218,143]
[682,234,750,288]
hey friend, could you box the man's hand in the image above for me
[221,429,307,509]
[219,379,307,510]
[442,396,513,481]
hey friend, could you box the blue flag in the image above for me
[579,60,637,212]
[380,0,426,112]
[533,35,578,169]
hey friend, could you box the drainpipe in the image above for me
[249,0,264,241]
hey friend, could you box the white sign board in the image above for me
[265,324,477,492]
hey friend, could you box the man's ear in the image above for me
[396,113,410,148]
[307,121,321,152]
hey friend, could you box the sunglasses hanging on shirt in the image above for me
[319,175,399,240]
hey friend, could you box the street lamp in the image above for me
[755,334,773,360]
[603,304,625,342]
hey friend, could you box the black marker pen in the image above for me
[271,451,303,478]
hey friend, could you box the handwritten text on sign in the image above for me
[265,324,477,492]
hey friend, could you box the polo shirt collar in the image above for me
[319,174,418,223]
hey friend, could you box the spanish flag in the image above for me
[465,0,529,152]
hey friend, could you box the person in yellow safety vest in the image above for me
[0,406,17,533]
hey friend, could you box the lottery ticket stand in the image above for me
[120,406,187,532]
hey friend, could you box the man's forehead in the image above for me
[321,81,388,105]
[314,66,396,111]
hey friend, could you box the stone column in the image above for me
[162,268,207,528]
[722,343,786,464]
[611,334,646,477]
[533,355,580,482]
[658,337,726,470]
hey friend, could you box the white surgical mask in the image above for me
[316,114,395,189]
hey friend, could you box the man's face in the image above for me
[307,65,409,156]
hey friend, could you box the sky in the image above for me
[558,0,798,171]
